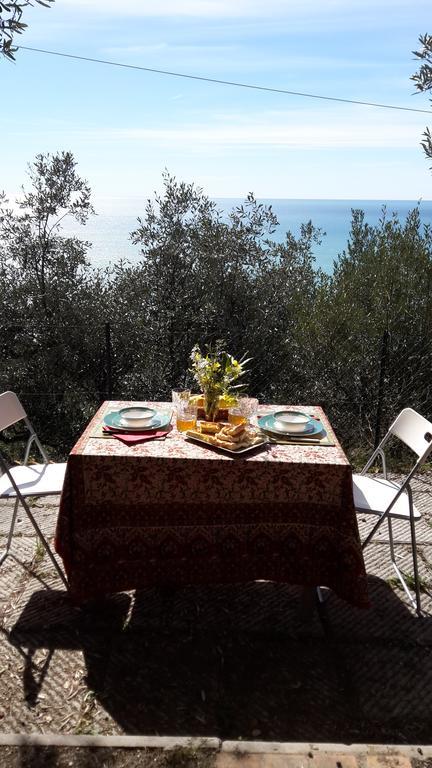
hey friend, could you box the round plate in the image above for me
[104,410,171,432]
[273,409,310,429]
[258,413,323,438]
[119,406,156,420]
[272,420,315,435]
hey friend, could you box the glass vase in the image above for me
[204,390,220,421]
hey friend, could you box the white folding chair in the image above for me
[0,391,68,588]
[353,407,432,616]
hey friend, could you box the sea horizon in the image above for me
[61,198,432,274]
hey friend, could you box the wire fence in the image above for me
[1,319,431,461]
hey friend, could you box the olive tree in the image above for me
[412,33,432,167]
[0,151,108,452]
[315,206,432,454]
[0,1,54,60]
[127,172,322,402]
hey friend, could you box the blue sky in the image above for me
[2,0,432,210]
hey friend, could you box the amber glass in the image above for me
[176,415,197,432]
[228,413,247,426]
[176,401,197,432]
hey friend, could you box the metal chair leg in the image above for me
[408,499,422,616]
[0,497,20,566]
[388,506,421,615]
[23,501,68,589]
[363,494,421,616]
[4,497,69,590]
[387,516,395,561]
[316,586,330,603]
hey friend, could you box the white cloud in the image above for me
[43,109,425,151]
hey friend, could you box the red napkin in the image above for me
[102,426,171,445]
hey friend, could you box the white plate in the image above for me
[104,410,172,432]
[118,406,156,427]
[119,416,161,430]
[271,420,315,435]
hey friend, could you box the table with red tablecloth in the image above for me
[55,402,369,607]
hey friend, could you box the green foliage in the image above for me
[412,33,432,167]
[190,340,251,399]
[1,157,432,461]
[309,206,432,451]
[125,172,287,396]
[0,151,107,454]
[0,1,54,60]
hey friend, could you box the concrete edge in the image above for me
[0,735,221,750]
[0,735,430,759]
[221,741,432,757]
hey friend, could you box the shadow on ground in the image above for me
[5,575,432,744]
[0,745,178,768]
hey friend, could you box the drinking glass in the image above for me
[176,402,197,432]
[172,387,191,405]
[243,397,259,424]
[228,403,248,426]
[228,396,259,426]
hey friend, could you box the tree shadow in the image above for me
[11,745,130,768]
[16,745,58,768]
[7,576,432,744]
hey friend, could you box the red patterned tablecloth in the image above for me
[55,402,369,606]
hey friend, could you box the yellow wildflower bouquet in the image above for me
[190,340,251,421]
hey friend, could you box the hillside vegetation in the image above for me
[1,152,431,461]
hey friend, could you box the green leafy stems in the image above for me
[190,340,252,420]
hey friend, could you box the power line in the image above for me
[17,44,432,116]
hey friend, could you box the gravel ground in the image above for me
[0,744,214,768]
[0,474,432,747]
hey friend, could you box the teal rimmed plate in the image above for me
[258,413,323,438]
[104,410,172,432]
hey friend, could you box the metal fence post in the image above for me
[105,322,112,399]
[374,328,390,449]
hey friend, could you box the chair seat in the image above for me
[0,463,67,498]
[353,473,421,520]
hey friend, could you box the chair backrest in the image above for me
[0,391,27,431]
[0,391,48,465]
[389,407,432,462]
[362,406,432,480]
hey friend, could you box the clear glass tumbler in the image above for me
[228,396,259,426]
[176,402,197,432]
[172,388,191,405]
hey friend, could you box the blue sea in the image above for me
[63,199,432,274]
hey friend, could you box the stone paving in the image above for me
[0,474,431,745]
